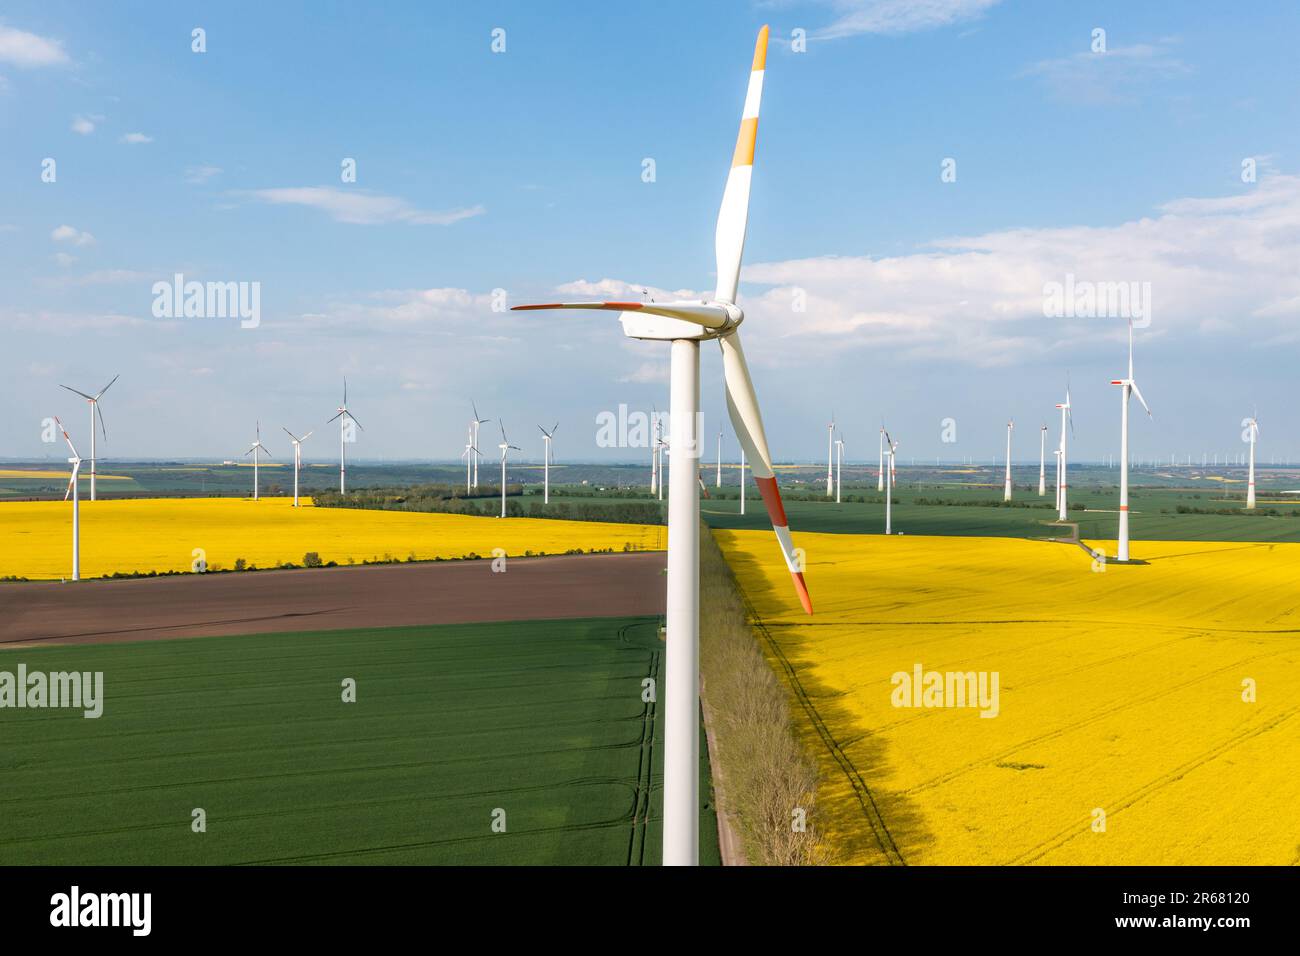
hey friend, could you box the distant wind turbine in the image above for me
[1245,412,1260,509]
[58,374,118,501]
[327,380,363,493]
[834,434,844,504]
[539,422,558,504]
[54,416,83,581]
[1038,424,1047,496]
[1003,420,1014,502]
[282,427,314,507]
[825,414,835,497]
[1111,320,1151,560]
[244,422,273,501]
[1055,386,1073,521]
[497,421,520,518]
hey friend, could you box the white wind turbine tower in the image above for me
[1003,420,1014,502]
[825,414,835,496]
[883,427,897,535]
[1111,320,1151,560]
[656,425,669,502]
[512,25,810,867]
[244,423,273,501]
[538,422,558,504]
[54,417,83,581]
[461,425,476,494]
[834,434,844,503]
[716,430,723,487]
[470,401,489,489]
[328,380,363,493]
[282,427,313,507]
[1055,386,1073,521]
[1245,412,1260,509]
[1054,448,1063,511]
[650,406,661,496]
[1038,424,1047,496]
[877,426,885,492]
[497,421,520,518]
[58,374,118,502]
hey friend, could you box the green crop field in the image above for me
[701,481,1300,543]
[0,617,720,865]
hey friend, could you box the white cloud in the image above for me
[70,114,95,135]
[52,252,77,267]
[184,165,222,184]
[1020,39,1190,104]
[50,224,94,246]
[241,187,485,225]
[0,24,68,67]
[815,0,1002,39]
[119,132,153,144]
[718,174,1300,367]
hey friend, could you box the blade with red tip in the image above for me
[720,331,812,614]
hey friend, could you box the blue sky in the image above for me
[2,0,1298,465]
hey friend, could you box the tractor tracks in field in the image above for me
[621,621,657,866]
[905,644,1294,799]
[738,590,906,865]
[1005,701,1300,865]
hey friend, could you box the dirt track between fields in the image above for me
[0,553,667,647]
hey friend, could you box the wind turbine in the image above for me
[244,423,273,501]
[461,425,476,494]
[825,414,835,496]
[1055,386,1073,521]
[1111,320,1151,560]
[1003,420,1014,502]
[470,401,490,489]
[834,434,844,503]
[328,380,363,493]
[539,422,558,504]
[511,25,810,866]
[282,427,313,507]
[656,425,669,502]
[650,406,661,496]
[1038,424,1047,496]
[1245,412,1260,509]
[883,427,897,535]
[877,427,885,492]
[497,421,520,518]
[58,374,117,502]
[54,417,83,581]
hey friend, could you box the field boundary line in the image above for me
[734,586,906,865]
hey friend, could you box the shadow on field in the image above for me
[721,547,933,866]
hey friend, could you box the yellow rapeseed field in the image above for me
[716,529,1300,865]
[0,498,664,580]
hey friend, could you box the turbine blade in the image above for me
[95,402,107,440]
[327,411,344,423]
[64,470,77,501]
[720,330,812,614]
[302,431,313,441]
[54,416,79,457]
[282,426,297,440]
[96,373,120,399]
[511,299,729,329]
[59,384,95,401]
[713,25,768,304]
[1130,381,1152,417]
[347,413,364,431]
